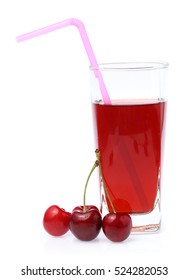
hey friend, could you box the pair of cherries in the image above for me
[43,204,132,242]
[43,150,132,242]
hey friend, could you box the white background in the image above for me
[0,0,189,279]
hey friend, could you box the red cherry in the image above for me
[102,212,132,242]
[69,205,102,241]
[43,205,71,236]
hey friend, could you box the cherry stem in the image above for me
[83,160,99,212]
[95,149,116,214]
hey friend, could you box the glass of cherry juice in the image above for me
[90,62,168,233]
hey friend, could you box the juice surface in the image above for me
[93,99,166,214]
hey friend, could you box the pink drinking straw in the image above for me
[16,18,111,105]
[16,18,149,214]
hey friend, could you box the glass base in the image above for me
[101,189,161,233]
[131,199,161,233]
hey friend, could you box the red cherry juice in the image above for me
[93,99,166,214]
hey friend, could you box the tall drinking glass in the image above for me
[90,62,168,232]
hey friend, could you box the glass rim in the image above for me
[90,61,169,71]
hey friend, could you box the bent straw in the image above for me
[16,18,111,105]
[16,18,148,211]
[118,139,149,211]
